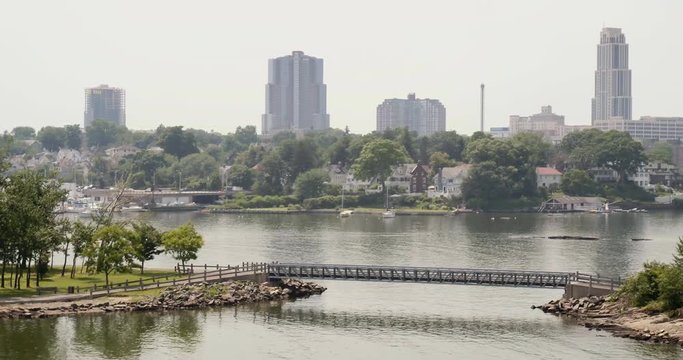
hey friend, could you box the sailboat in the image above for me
[382,184,395,218]
[339,185,353,217]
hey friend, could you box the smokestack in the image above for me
[480,84,485,132]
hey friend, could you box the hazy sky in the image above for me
[1,0,682,135]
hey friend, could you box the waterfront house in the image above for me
[542,196,605,212]
[385,164,416,193]
[432,164,472,196]
[627,162,681,188]
[409,163,431,193]
[536,167,562,188]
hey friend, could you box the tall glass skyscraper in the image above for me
[262,51,329,135]
[591,28,632,124]
[84,84,126,128]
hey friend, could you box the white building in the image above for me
[105,145,141,162]
[627,162,679,188]
[377,94,446,137]
[536,167,562,188]
[594,117,683,142]
[432,164,472,196]
[489,127,510,138]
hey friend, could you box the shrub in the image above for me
[620,261,667,307]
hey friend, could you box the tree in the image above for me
[11,127,35,140]
[647,142,673,164]
[461,161,516,210]
[277,138,320,187]
[162,223,204,268]
[37,126,66,151]
[87,120,123,148]
[560,169,599,196]
[227,164,254,189]
[429,151,455,174]
[351,139,409,189]
[70,220,95,278]
[429,131,466,161]
[86,224,134,286]
[130,223,163,275]
[510,132,551,167]
[158,126,199,158]
[253,152,287,195]
[596,131,646,181]
[673,237,683,269]
[234,125,258,145]
[64,124,82,150]
[294,169,330,200]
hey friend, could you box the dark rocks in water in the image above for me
[631,238,652,242]
[548,235,599,240]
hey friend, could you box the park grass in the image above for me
[0,266,180,298]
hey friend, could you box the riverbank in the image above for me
[205,207,460,216]
[0,279,325,320]
[535,296,683,346]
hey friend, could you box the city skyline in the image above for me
[1,1,682,135]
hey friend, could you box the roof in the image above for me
[549,196,604,205]
[410,164,430,175]
[536,167,562,176]
[438,164,473,179]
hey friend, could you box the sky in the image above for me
[1,0,682,136]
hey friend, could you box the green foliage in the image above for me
[158,126,199,158]
[510,132,551,167]
[277,138,321,186]
[162,223,204,267]
[64,124,82,150]
[429,151,455,175]
[253,152,287,195]
[646,142,673,164]
[220,194,298,209]
[673,198,683,210]
[429,131,466,162]
[560,169,599,196]
[130,222,163,275]
[87,120,126,148]
[11,127,35,140]
[673,237,683,268]
[303,195,358,210]
[294,169,330,200]
[227,164,255,189]
[601,182,655,202]
[175,153,219,188]
[37,126,66,151]
[351,139,409,184]
[85,224,135,286]
[620,261,683,312]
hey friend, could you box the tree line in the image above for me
[0,149,204,289]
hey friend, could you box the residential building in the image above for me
[509,106,565,143]
[385,163,415,192]
[432,164,472,196]
[536,167,562,188]
[627,162,681,188]
[594,117,683,142]
[327,165,373,193]
[409,164,431,193]
[105,145,141,162]
[376,94,446,136]
[591,28,632,123]
[84,84,126,128]
[262,51,329,135]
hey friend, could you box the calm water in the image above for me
[3,212,683,359]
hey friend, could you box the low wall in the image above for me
[564,282,617,299]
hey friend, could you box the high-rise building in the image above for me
[376,93,446,136]
[262,51,329,135]
[594,116,683,142]
[84,84,126,128]
[591,27,632,124]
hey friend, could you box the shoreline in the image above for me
[0,279,326,320]
[536,296,683,346]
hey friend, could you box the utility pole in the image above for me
[480,84,485,133]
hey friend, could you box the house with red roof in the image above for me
[536,167,562,188]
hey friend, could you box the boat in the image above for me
[339,210,353,218]
[121,205,148,213]
[381,184,395,219]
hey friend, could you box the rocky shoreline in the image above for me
[0,279,326,320]
[535,296,683,346]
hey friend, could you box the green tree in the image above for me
[86,224,134,286]
[646,142,673,164]
[234,125,258,145]
[70,220,95,278]
[596,130,646,181]
[510,132,551,167]
[64,124,82,150]
[162,223,204,268]
[37,126,66,151]
[158,126,199,158]
[11,126,36,140]
[429,131,466,161]
[294,169,330,200]
[277,138,320,188]
[351,139,409,189]
[429,151,455,175]
[461,161,515,210]
[227,164,254,189]
[673,237,683,268]
[130,222,163,275]
[87,120,123,148]
[560,169,599,196]
[253,152,287,195]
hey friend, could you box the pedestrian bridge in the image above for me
[266,263,623,293]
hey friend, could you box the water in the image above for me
[2,212,683,359]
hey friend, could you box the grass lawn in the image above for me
[0,266,180,298]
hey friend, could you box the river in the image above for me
[2,211,683,359]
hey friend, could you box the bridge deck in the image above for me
[268,263,576,289]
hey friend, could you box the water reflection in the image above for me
[0,318,59,360]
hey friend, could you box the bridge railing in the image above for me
[570,271,624,290]
[269,263,573,277]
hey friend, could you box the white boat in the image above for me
[382,210,396,218]
[121,205,148,212]
[339,210,353,218]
